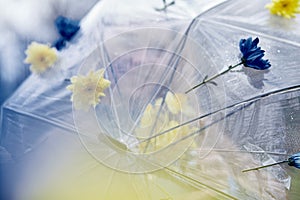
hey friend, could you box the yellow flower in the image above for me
[165,92,194,116]
[66,69,111,110]
[136,101,169,138]
[266,0,300,18]
[140,104,155,128]
[134,92,199,152]
[138,120,197,152]
[154,120,192,150]
[24,42,57,74]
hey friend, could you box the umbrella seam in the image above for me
[205,19,300,48]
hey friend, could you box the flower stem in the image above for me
[185,61,244,94]
[242,160,288,173]
[155,0,175,12]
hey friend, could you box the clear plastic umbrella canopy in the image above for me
[1,0,300,199]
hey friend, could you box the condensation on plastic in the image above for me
[0,0,300,199]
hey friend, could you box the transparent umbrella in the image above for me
[1,0,300,199]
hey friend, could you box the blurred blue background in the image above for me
[0,0,99,106]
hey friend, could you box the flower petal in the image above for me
[240,37,271,70]
[288,152,300,169]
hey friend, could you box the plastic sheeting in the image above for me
[1,0,300,199]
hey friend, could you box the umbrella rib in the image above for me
[142,11,206,152]
[1,106,76,134]
[161,101,251,150]
[164,166,239,200]
[190,149,288,156]
[100,41,126,141]
[137,84,300,144]
[206,19,300,47]
[136,155,240,199]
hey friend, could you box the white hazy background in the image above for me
[0,0,99,105]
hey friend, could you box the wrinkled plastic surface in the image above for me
[1,0,300,199]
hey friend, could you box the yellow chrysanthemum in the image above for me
[154,120,195,150]
[266,0,300,18]
[24,42,57,74]
[137,101,169,137]
[140,104,155,128]
[165,92,194,116]
[66,69,111,111]
[138,120,197,152]
[136,93,198,153]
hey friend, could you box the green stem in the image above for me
[185,61,244,94]
[242,160,288,173]
[155,0,175,11]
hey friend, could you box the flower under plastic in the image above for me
[239,37,271,70]
[66,69,111,111]
[288,152,300,169]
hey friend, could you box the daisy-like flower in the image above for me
[138,119,197,153]
[54,16,80,50]
[288,152,300,169]
[165,92,194,116]
[135,94,197,153]
[239,37,271,70]
[154,120,197,151]
[185,37,270,94]
[137,99,169,134]
[24,42,58,74]
[66,69,111,111]
[266,0,300,19]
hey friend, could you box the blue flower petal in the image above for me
[288,152,300,169]
[246,59,271,70]
[247,49,265,62]
[251,37,259,48]
[54,38,67,51]
[55,16,80,41]
[239,37,271,70]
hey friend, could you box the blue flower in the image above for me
[55,16,80,40]
[185,37,271,94]
[53,16,80,50]
[54,38,67,51]
[288,152,300,169]
[239,37,271,70]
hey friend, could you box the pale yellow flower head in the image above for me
[136,92,198,153]
[153,120,197,151]
[136,100,169,138]
[266,0,300,18]
[66,69,111,111]
[138,119,197,153]
[165,92,194,117]
[24,42,58,74]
